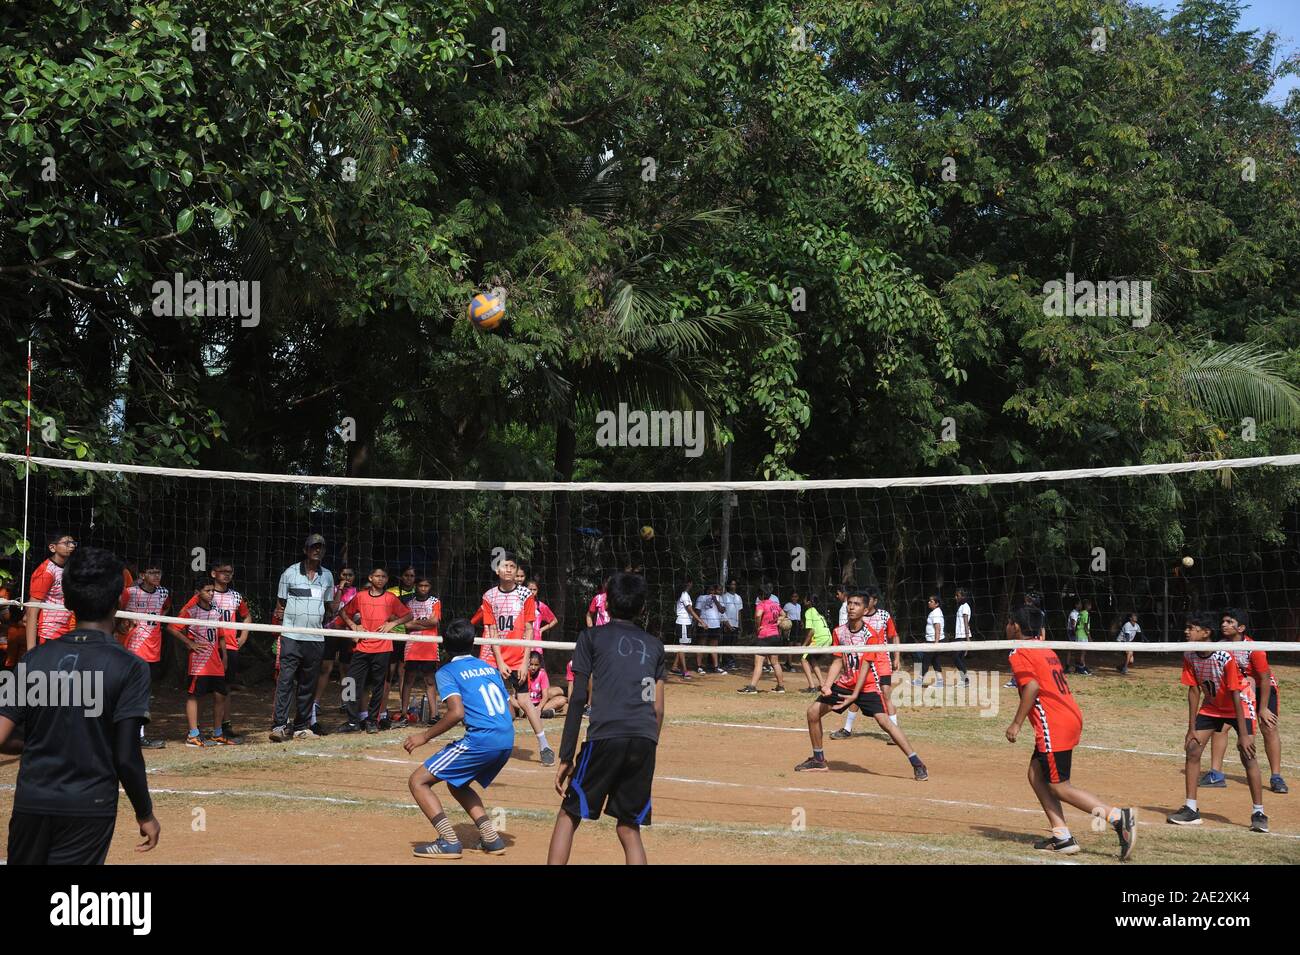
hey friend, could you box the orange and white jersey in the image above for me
[29,558,74,643]
[861,608,898,676]
[831,623,886,695]
[178,596,225,677]
[1182,651,1255,721]
[478,585,535,669]
[1239,636,1278,690]
[120,584,171,663]
[210,587,250,651]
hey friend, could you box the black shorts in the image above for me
[323,633,355,663]
[702,628,721,642]
[404,660,438,675]
[148,660,163,683]
[6,811,116,865]
[818,685,885,716]
[1265,689,1279,718]
[1196,713,1255,736]
[879,674,892,687]
[390,638,407,663]
[224,648,240,684]
[757,636,782,649]
[187,675,228,697]
[1032,748,1072,784]
[561,737,657,826]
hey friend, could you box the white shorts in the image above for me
[677,624,692,645]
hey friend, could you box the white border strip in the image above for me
[6,451,1300,491]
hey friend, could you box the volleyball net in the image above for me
[4,451,1300,657]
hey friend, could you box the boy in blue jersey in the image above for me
[403,618,514,859]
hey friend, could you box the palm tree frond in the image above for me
[1181,339,1300,428]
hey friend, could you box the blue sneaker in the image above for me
[1270,774,1289,794]
[412,839,463,860]
[478,836,507,855]
[1198,770,1227,788]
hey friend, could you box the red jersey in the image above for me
[1009,646,1082,752]
[831,623,886,696]
[342,590,408,654]
[178,596,225,677]
[29,558,74,643]
[1237,636,1278,691]
[479,585,535,671]
[862,607,897,676]
[404,595,441,662]
[211,587,250,651]
[1182,651,1255,721]
[119,584,171,663]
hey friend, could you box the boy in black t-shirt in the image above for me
[0,546,160,864]
[547,571,665,865]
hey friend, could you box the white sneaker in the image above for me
[292,727,318,740]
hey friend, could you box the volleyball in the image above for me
[640,525,655,541]
[467,290,505,330]
[1182,555,1194,568]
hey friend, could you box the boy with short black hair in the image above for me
[1006,604,1136,858]
[796,590,926,779]
[209,560,252,741]
[337,566,412,734]
[481,552,554,765]
[168,577,234,747]
[25,530,77,651]
[404,618,512,859]
[398,576,441,726]
[118,560,170,749]
[548,572,665,864]
[1167,611,1268,832]
[1207,609,1287,794]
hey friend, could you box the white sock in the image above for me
[1186,799,1198,811]
[1253,804,1264,814]
[537,731,550,750]
[844,712,857,731]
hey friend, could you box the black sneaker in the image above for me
[140,737,166,750]
[829,729,852,740]
[378,716,393,731]
[1250,811,1269,833]
[1167,805,1202,825]
[221,724,244,743]
[1033,835,1081,854]
[1114,807,1137,861]
[913,761,929,782]
[736,685,758,694]
[309,722,328,737]
[335,721,363,734]
[365,721,379,734]
[794,756,829,772]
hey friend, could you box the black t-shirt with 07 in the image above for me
[571,620,666,746]
[0,629,151,818]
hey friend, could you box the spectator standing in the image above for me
[270,534,336,742]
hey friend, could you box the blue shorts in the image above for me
[423,740,512,789]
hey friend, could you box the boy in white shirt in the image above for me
[1117,612,1140,674]
[916,595,946,687]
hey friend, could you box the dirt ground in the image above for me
[2,656,1298,864]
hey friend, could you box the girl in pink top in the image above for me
[586,576,611,627]
[739,583,786,695]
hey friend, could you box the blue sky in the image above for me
[1175,0,1300,104]
[1238,0,1299,103]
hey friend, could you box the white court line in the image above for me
[673,719,1300,771]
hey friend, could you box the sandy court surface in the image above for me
[3,658,1298,864]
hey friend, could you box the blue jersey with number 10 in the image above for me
[435,655,515,751]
